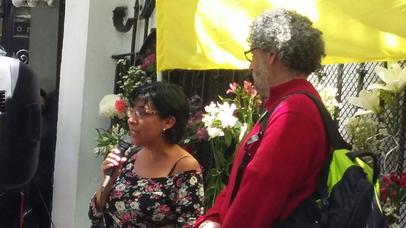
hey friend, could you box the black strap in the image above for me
[291,91,350,204]
[168,155,191,176]
[229,95,291,206]
[229,111,270,205]
[294,91,351,150]
[347,151,380,184]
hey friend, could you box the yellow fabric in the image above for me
[327,149,354,193]
[156,0,406,71]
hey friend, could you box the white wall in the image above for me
[52,0,136,227]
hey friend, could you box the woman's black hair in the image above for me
[129,82,189,144]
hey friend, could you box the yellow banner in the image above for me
[157,0,406,71]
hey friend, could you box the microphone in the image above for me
[101,135,132,191]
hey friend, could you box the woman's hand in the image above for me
[94,149,127,212]
[100,148,127,184]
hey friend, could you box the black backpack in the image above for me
[230,91,387,228]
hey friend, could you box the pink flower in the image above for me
[226,82,239,94]
[112,190,124,199]
[146,185,155,192]
[187,111,204,127]
[243,80,258,97]
[115,99,126,113]
[390,173,400,185]
[159,204,171,213]
[196,128,209,141]
[122,212,131,223]
[194,111,204,120]
[382,175,392,185]
[400,172,406,189]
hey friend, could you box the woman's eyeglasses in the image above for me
[244,47,258,62]
[126,107,159,118]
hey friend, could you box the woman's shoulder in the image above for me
[173,155,201,173]
[169,147,201,176]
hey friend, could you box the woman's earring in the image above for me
[162,128,166,132]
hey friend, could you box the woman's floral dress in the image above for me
[89,151,205,228]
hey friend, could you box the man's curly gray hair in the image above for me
[248,8,325,75]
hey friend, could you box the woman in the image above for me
[89,82,204,227]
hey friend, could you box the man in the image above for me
[196,8,328,228]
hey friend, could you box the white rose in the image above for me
[99,94,126,119]
[115,201,126,212]
[189,176,198,185]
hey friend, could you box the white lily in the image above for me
[207,127,224,139]
[367,63,406,93]
[239,123,249,141]
[347,89,380,114]
[217,102,238,128]
[353,108,374,116]
[202,101,241,139]
[204,102,217,114]
[202,113,216,127]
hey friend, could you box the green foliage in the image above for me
[116,59,155,99]
[344,115,379,151]
[94,124,127,158]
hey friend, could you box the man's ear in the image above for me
[268,52,277,65]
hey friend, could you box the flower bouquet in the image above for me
[201,101,242,207]
[94,94,128,157]
[182,80,261,208]
[380,172,406,227]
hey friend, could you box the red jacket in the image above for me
[195,79,328,228]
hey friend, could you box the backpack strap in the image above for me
[229,111,270,205]
[287,91,350,216]
[229,95,291,206]
[347,151,380,184]
[293,91,351,150]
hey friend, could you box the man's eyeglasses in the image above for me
[126,107,159,118]
[244,47,258,62]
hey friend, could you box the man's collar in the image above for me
[265,78,313,108]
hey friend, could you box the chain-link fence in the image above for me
[308,62,406,174]
[164,61,406,225]
[310,61,406,226]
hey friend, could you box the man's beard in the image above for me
[253,64,271,99]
